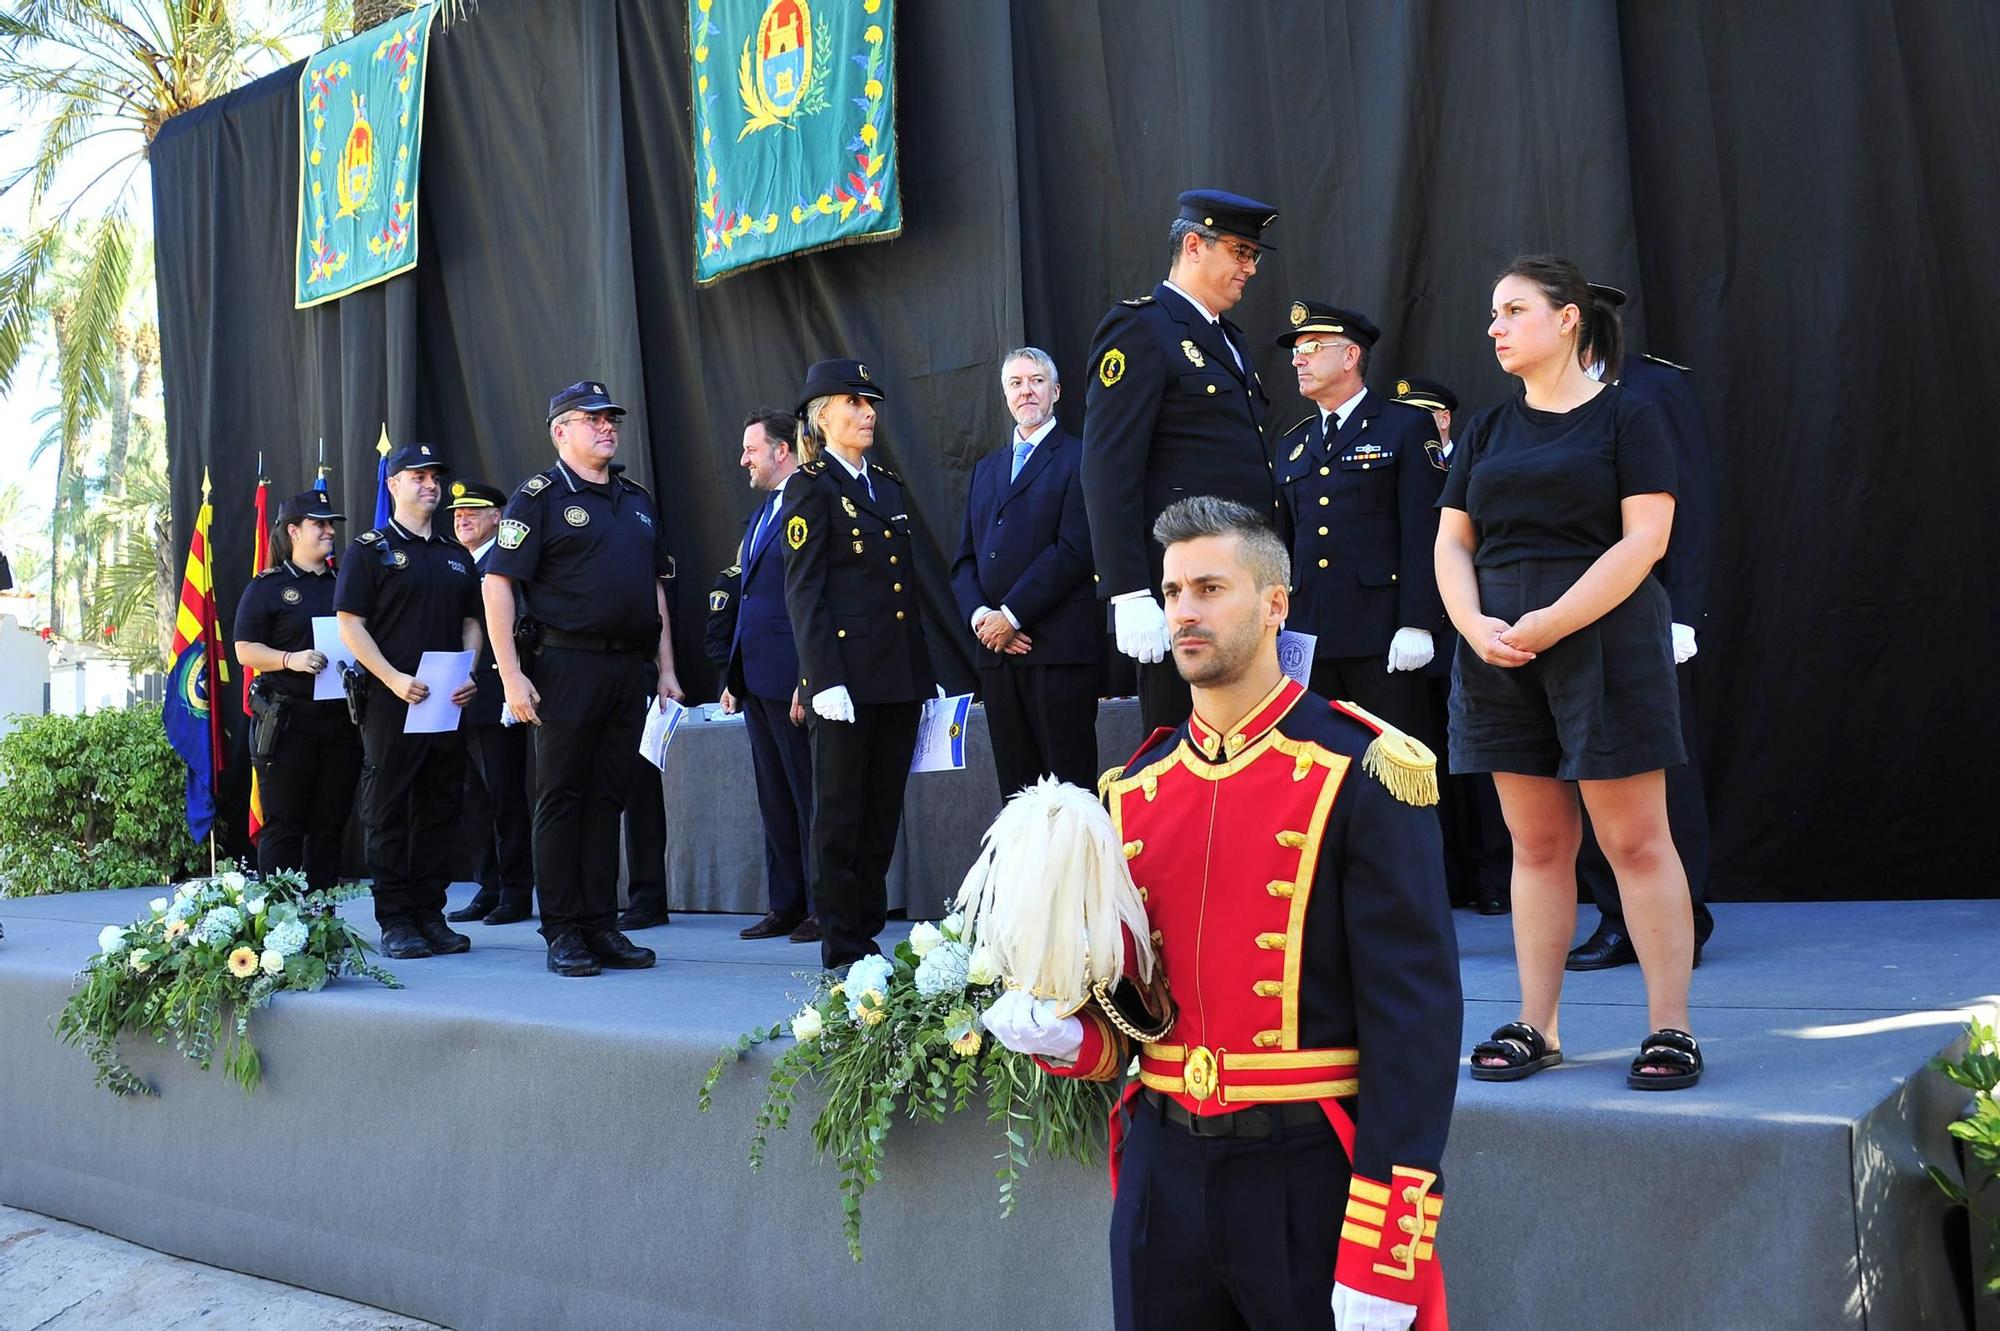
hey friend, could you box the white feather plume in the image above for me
[952,777,1155,1011]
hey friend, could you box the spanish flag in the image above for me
[163,471,228,844]
[245,471,271,843]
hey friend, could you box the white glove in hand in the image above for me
[1386,627,1435,673]
[1113,595,1171,665]
[1332,1283,1418,1331]
[810,685,856,723]
[1671,622,1697,665]
[980,989,1084,1062]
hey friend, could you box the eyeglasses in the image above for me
[558,411,622,429]
[1289,338,1352,358]
[1211,238,1263,268]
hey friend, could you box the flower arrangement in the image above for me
[54,867,399,1096]
[1928,1015,2000,1295]
[699,912,1115,1260]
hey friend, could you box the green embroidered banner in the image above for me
[295,4,440,308]
[690,0,901,285]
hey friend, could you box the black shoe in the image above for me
[379,923,435,959]
[583,930,656,969]
[1565,925,1637,971]
[787,915,821,944]
[740,910,804,940]
[446,896,497,923]
[1475,890,1510,916]
[546,932,602,977]
[482,902,533,926]
[616,905,671,931]
[416,919,471,954]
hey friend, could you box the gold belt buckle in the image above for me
[1184,1045,1219,1103]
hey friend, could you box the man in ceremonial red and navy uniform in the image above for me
[983,495,1461,1331]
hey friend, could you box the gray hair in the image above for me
[1000,346,1058,386]
[797,394,833,464]
[1152,496,1291,591]
[1167,216,1221,270]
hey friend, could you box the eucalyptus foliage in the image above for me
[1929,1016,2000,1295]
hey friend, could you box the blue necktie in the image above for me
[750,495,777,559]
[1010,437,1034,482]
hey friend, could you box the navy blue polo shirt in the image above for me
[332,518,482,673]
[487,460,675,637]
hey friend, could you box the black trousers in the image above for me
[1577,660,1715,936]
[809,700,919,968]
[1111,1098,1348,1331]
[254,698,362,893]
[1308,654,1436,747]
[743,691,813,917]
[978,660,1099,798]
[1136,658,1191,736]
[527,646,649,940]
[358,692,464,927]
[624,750,668,913]
[462,721,534,911]
[1428,675,1510,908]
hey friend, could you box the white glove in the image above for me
[1386,627,1435,673]
[1113,595,1170,665]
[810,685,856,723]
[980,989,1084,1062]
[1332,1283,1418,1331]
[1671,622,1697,665]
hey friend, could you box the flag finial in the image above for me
[376,423,392,457]
[201,467,212,501]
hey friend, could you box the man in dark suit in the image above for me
[1081,188,1282,733]
[950,348,1099,797]
[445,480,536,925]
[1271,302,1445,737]
[722,409,818,942]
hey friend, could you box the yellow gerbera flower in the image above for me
[227,946,260,979]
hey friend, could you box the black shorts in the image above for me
[1449,558,1684,781]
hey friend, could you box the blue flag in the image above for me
[163,641,217,844]
[374,448,392,527]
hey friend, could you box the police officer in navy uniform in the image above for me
[1567,284,1718,968]
[1272,302,1446,739]
[233,489,362,893]
[333,445,484,959]
[724,408,818,942]
[483,381,684,978]
[1082,189,1283,734]
[442,480,536,926]
[781,359,935,969]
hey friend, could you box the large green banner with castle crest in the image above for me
[295,4,439,308]
[690,0,901,285]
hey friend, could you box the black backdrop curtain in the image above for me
[151,0,2000,900]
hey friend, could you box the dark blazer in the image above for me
[1618,354,1714,627]
[780,455,936,704]
[1276,390,1447,659]
[727,486,803,701]
[465,542,506,726]
[1081,282,1278,600]
[948,427,1097,666]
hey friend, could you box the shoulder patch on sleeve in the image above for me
[1640,352,1693,373]
[522,474,551,495]
[1098,347,1128,388]
[1329,699,1438,807]
[356,529,382,545]
[785,514,810,550]
[497,518,529,550]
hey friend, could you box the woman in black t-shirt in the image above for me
[1435,255,1702,1091]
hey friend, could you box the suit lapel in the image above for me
[1003,430,1061,503]
[1331,390,1378,454]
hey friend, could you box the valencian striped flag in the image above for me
[163,471,227,843]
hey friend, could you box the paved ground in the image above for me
[0,1205,443,1331]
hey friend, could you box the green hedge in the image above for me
[0,704,204,896]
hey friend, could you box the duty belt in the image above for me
[1139,1042,1359,1108]
[538,627,649,654]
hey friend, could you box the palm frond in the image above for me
[0,221,61,392]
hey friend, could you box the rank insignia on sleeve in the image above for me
[563,506,590,527]
[1098,348,1126,388]
[1181,340,1205,368]
[282,588,301,604]
[841,496,858,517]
[523,475,550,495]
[786,515,809,550]
[497,519,529,549]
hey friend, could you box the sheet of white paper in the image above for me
[1277,629,1316,689]
[311,616,359,701]
[638,697,688,769]
[910,692,973,773]
[402,650,475,734]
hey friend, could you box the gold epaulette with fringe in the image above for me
[1332,700,1439,808]
[1096,765,1124,801]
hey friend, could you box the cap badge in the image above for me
[564,505,590,527]
[856,363,870,381]
[419,446,431,456]
[592,383,604,394]
[786,515,809,550]
[452,481,465,497]
[1181,340,1205,368]
[1098,347,1126,388]
[282,588,302,604]
[1396,379,1411,396]
[497,518,528,549]
[841,496,858,517]
[1289,303,1308,328]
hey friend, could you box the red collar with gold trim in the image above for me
[1187,676,1307,762]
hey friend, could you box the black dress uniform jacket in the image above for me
[1081,283,1279,600]
[1276,391,1448,659]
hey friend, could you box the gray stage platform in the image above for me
[2,890,1993,1331]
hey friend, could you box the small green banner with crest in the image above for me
[690,0,901,285]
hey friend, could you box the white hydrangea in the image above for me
[97,925,128,955]
[907,921,943,958]
[844,955,895,1019]
[166,895,199,924]
[265,918,310,958]
[914,940,970,997]
[192,905,245,947]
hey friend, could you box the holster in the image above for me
[247,681,290,761]
[514,615,544,662]
[340,663,370,727]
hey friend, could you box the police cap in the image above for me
[1587,282,1629,308]
[274,490,345,523]
[797,358,886,416]
[547,380,626,424]
[1177,189,1279,250]
[1392,376,1459,414]
[445,480,507,510]
[1275,300,1379,348]
[386,442,450,476]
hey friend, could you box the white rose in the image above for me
[149,897,168,916]
[261,949,285,977]
[940,912,965,941]
[129,953,151,974]
[791,1007,824,1042]
[965,945,999,987]
[908,922,943,958]
[97,925,128,955]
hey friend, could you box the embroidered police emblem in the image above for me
[709,590,730,612]
[564,506,589,527]
[358,530,382,544]
[841,496,858,517]
[282,588,302,604]
[1098,348,1126,388]
[497,519,529,549]
[1289,302,1308,328]
[390,551,409,567]
[786,515,809,550]
[636,511,653,527]
[523,475,550,495]
[1425,440,1448,471]
[1181,340,1205,368]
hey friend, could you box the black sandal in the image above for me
[1628,1028,1703,1090]
[1469,1021,1562,1081]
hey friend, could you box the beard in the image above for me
[1172,617,1263,687]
